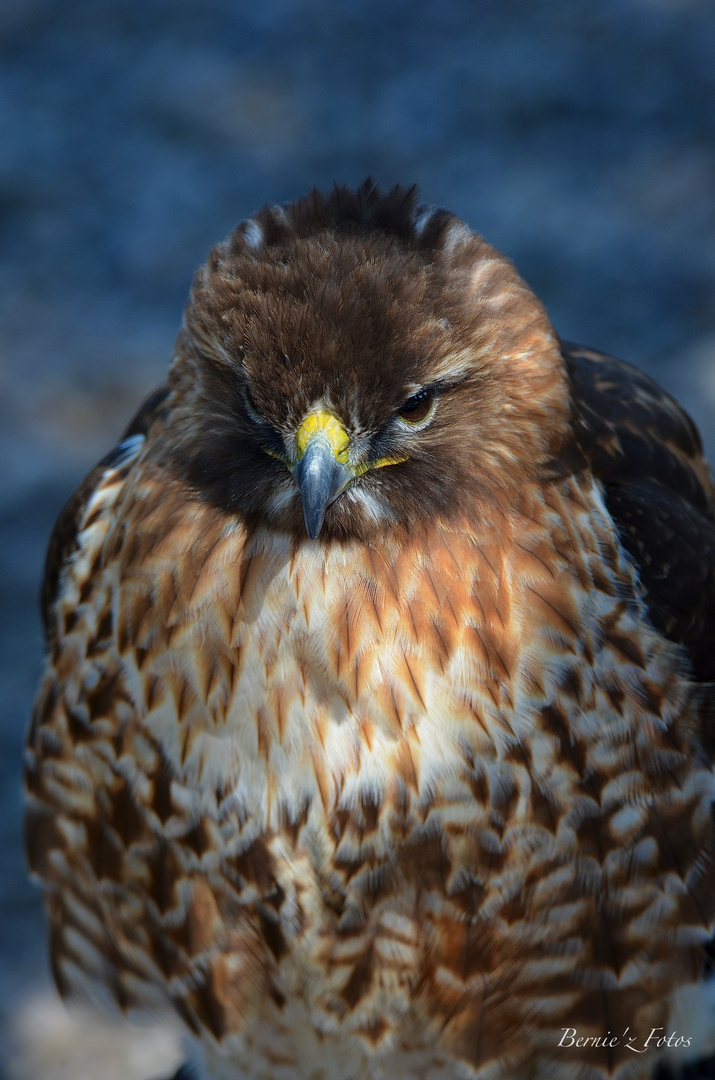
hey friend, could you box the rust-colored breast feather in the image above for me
[24,183,715,1080]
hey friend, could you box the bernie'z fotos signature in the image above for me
[559,1028,692,1053]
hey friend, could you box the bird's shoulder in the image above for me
[41,386,170,649]
[564,341,715,681]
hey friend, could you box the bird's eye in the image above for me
[396,388,435,425]
[243,385,262,422]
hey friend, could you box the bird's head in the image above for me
[164,182,572,542]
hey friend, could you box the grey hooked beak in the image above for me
[292,436,353,539]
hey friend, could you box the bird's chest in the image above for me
[132,518,533,826]
[126,484,649,844]
[113,479,701,894]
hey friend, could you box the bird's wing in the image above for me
[41,386,170,650]
[564,341,715,682]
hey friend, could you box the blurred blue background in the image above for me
[2,1,715,1076]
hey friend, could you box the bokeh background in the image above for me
[3,1,715,1077]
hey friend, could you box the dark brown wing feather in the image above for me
[564,342,715,682]
[41,385,170,648]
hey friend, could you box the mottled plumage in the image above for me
[25,182,715,1079]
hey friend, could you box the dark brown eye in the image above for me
[396,388,435,424]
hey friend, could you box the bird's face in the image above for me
[164,186,572,543]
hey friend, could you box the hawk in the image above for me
[25,182,715,1080]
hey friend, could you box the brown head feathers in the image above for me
[161,180,570,541]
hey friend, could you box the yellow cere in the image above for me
[352,454,407,477]
[296,410,350,463]
[294,409,408,475]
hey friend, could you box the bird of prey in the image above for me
[25,182,715,1080]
